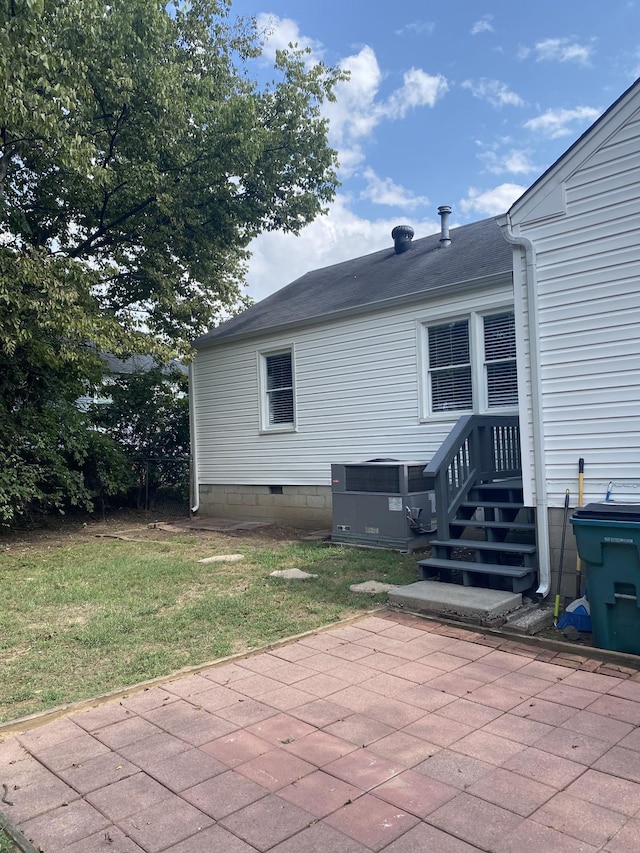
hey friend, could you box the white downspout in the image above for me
[499,216,551,598]
[189,358,200,515]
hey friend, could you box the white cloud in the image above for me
[255,16,448,178]
[361,168,430,209]
[478,145,538,175]
[387,68,449,118]
[519,37,594,66]
[462,78,525,108]
[471,15,494,36]
[323,45,384,173]
[460,183,527,216]
[524,106,601,138]
[244,195,440,301]
[325,48,448,175]
[256,13,324,64]
[395,20,436,37]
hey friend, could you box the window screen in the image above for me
[265,351,294,425]
[484,313,518,407]
[428,320,472,412]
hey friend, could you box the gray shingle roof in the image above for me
[194,215,512,348]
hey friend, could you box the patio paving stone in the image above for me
[466,766,556,816]
[4,610,640,853]
[277,768,364,817]
[289,697,353,728]
[323,792,419,851]
[200,729,274,767]
[115,730,191,766]
[143,746,227,791]
[219,793,315,851]
[382,822,485,851]
[182,769,270,819]
[565,768,640,816]
[234,747,315,791]
[604,818,640,853]
[593,745,640,783]
[426,790,523,849]
[121,796,213,852]
[531,790,627,847]
[162,823,258,853]
[492,819,599,852]
[21,800,110,850]
[85,771,171,821]
[372,767,457,817]
[244,711,316,744]
[323,747,404,790]
[365,729,440,766]
[324,712,394,746]
[56,750,139,794]
[281,728,358,765]
[58,824,148,853]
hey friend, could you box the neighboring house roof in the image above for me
[194,215,512,348]
[102,353,187,376]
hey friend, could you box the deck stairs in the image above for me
[417,416,538,595]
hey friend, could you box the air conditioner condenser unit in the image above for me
[330,460,436,551]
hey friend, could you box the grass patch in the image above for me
[0,527,418,721]
[0,827,19,853]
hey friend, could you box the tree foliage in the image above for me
[0,0,343,523]
[89,367,190,509]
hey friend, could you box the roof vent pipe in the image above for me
[391,224,414,254]
[438,205,452,247]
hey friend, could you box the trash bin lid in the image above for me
[573,503,640,522]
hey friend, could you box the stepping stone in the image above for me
[270,569,318,580]
[350,581,399,594]
[198,554,244,564]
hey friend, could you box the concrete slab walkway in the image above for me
[2,612,640,852]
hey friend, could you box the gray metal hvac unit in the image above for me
[331,460,436,551]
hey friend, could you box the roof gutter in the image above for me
[188,360,200,515]
[498,213,550,599]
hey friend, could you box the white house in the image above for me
[190,77,640,600]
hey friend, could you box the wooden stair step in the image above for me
[460,501,525,510]
[418,558,534,579]
[429,539,536,554]
[476,478,523,488]
[449,519,535,531]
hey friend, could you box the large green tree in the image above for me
[0,0,343,523]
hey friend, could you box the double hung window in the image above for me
[260,349,295,430]
[424,310,517,415]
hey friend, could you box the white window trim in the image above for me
[257,346,297,433]
[417,304,519,420]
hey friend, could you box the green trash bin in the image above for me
[571,503,640,655]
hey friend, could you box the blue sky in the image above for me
[229,0,640,301]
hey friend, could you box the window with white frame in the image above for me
[424,310,517,415]
[483,312,518,408]
[428,319,473,412]
[260,349,295,429]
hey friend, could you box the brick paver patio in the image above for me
[2,611,640,852]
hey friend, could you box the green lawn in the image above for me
[0,525,418,722]
[0,827,19,853]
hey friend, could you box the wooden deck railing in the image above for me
[423,415,522,537]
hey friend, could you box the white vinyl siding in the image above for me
[192,278,513,487]
[510,105,640,507]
